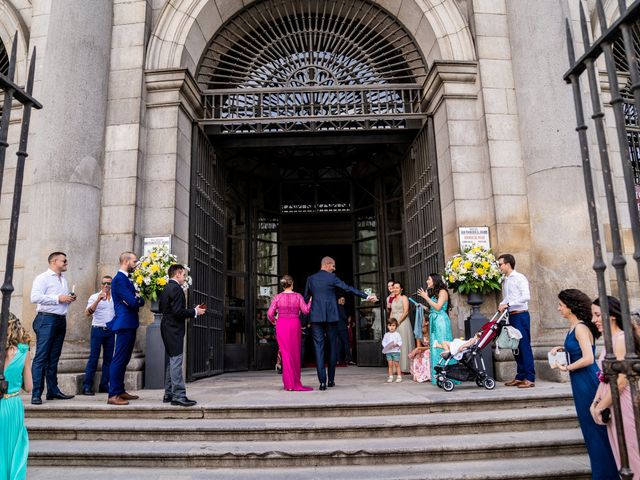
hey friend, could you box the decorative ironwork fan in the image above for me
[0,40,8,77]
[197,0,427,89]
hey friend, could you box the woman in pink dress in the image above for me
[591,295,640,479]
[267,275,313,391]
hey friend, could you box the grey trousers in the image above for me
[164,353,186,400]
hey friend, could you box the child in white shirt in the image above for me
[382,318,403,383]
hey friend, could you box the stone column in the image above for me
[505,1,594,374]
[23,0,112,369]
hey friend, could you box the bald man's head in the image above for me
[320,257,336,272]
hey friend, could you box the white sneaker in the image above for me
[387,376,394,383]
[396,376,403,383]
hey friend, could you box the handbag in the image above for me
[495,325,522,354]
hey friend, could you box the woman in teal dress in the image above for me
[1,314,32,480]
[550,289,618,479]
[418,273,454,385]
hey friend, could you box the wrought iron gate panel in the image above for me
[187,125,225,380]
[402,118,443,295]
[564,2,640,478]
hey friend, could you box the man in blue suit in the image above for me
[304,256,378,390]
[107,251,144,405]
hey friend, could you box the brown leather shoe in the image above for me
[504,379,524,386]
[120,392,139,400]
[107,395,129,405]
[517,380,535,388]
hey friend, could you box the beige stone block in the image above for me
[495,222,532,253]
[453,172,491,200]
[146,127,178,155]
[445,98,477,121]
[493,195,529,223]
[373,0,401,16]
[215,0,244,21]
[174,209,189,243]
[108,69,143,101]
[107,98,142,126]
[478,59,514,89]
[443,231,459,259]
[623,228,638,257]
[487,140,523,168]
[106,123,140,152]
[100,205,136,235]
[142,207,175,235]
[396,0,423,35]
[195,2,224,41]
[474,13,509,37]
[143,154,178,181]
[505,88,518,115]
[448,120,481,146]
[177,130,192,166]
[172,237,189,262]
[485,114,519,141]
[147,107,179,130]
[178,110,194,138]
[452,198,495,225]
[104,150,139,179]
[450,145,487,173]
[99,233,135,268]
[143,180,177,210]
[491,166,527,195]
[476,36,511,60]
[436,146,452,180]
[114,1,147,25]
[433,106,448,138]
[481,88,508,115]
[111,23,145,49]
[176,156,191,189]
[473,0,507,15]
[175,183,190,217]
[441,202,458,239]
[110,45,145,71]
[184,23,207,75]
[102,177,137,206]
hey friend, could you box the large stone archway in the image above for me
[0,0,29,87]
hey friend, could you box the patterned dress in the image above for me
[429,297,453,385]
[0,343,29,480]
[410,336,431,383]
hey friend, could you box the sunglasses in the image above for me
[102,282,112,285]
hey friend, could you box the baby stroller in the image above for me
[434,309,510,392]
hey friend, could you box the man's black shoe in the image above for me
[171,397,197,407]
[31,397,42,405]
[328,381,335,388]
[163,395,172,403]
[319,383,327,391]
[46,392,74,400]
[82,388,95,396]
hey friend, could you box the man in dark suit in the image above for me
[304,256,377,390]
[160,264,206,407]
[107,251,144,406]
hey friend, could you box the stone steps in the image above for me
[28,428,587,468]
[26,455,592,480]
[27,406,578,441]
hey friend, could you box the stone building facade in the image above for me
[0,0,636,388]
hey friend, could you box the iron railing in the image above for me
[200,84,425,134]
[564,1,640,478]
[0,34,41,395]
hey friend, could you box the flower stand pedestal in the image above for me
[144,300,166,389]
[463,292,495,380]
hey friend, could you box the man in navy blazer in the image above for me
[107,251,144,405]
[304,256,378,390]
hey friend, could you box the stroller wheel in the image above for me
[475,378,484,388]
[436,379,443,388]
[442,379,455,392]
[483,377,496,390]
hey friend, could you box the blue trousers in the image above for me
[510,312,536,382]
[83,327,115,391]
[311,322,338,384]
[32,313,67,398]
[108,328,136,397]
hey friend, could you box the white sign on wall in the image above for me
[458,226,490,250]
[143,236,172,256]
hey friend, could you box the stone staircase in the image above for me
[24,369,591,479]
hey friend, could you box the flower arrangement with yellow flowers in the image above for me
[132,245,192,301]
[444,246,502,294]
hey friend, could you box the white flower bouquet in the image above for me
[444,246,502,294]
[132,245,192,301]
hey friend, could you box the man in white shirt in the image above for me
[497,253,535,388]
[30,252,77,404]
[81,275,115,396]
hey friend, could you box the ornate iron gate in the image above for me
[564,2,640,478]
[187,125,225,380]
[401,118,443,295]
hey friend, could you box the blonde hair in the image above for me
[6,313,31,349]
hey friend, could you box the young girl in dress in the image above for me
[0,314,33,480]
[408,320,430,382]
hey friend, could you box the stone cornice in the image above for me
[144,68,203,119]
[422,60,478,114]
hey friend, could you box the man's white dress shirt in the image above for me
[499,270,530,312]
[31,268,70,315]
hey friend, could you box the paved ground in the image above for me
[24,366,572,410]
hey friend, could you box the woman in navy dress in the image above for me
[550,289,618,479]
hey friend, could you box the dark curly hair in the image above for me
[593,295,640,353]
[427,273,451,312]
[558,289,600,339]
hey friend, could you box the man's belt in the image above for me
[92,325,110,331]
[509,310,528,315]
[37,312,66,319]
